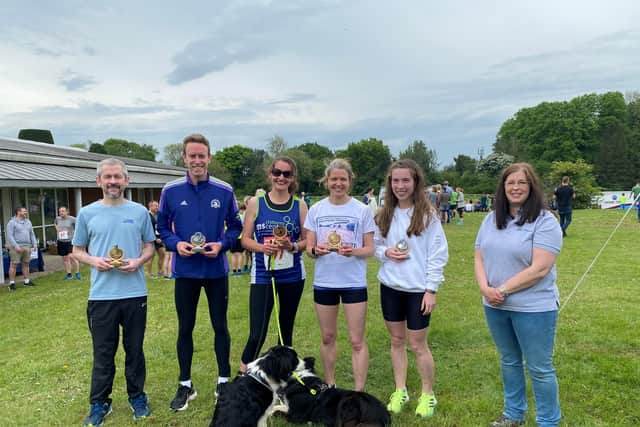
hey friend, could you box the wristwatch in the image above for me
[498,286,510,297]
[426,289,437,294]
[289,242,299,254]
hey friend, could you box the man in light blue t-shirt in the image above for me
[72,158,156,427]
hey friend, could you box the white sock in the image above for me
[180,380,192,388]
[9,281,15,285]
[24,279,30,284]
[217,377,229,384]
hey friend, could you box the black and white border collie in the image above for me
[209,345,302,427]
[276,357,391,427]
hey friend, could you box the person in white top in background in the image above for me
[374,159,448,419]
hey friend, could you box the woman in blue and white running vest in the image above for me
[239,156,307,373]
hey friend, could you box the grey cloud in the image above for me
[167,0,339,85]
[268,93,317,105]
[167,36,266,84]
[31,46,65,57]
[59,73,98,92]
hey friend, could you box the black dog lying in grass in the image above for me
[209,345,302,427]
[274,356,390,427]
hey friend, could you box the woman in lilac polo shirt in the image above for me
[475,163,563,427]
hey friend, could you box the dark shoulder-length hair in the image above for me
[494,162,545,229]
[267,156,298,194]
[376,159,432,238]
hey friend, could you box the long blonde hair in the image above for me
[376,159,432,238]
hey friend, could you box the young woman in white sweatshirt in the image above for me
[374,159,449,419]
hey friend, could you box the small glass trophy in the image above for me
[395,239,410,255]
[327,230,342,252]
[109,245,124,267]
[190,232,206,253]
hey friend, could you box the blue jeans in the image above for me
[558,208,572,232]
[484,307,561,427]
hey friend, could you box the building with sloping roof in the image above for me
[1,136,185,249]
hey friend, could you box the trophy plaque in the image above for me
[273,225,288,247]
[327,230,342,251]
[190,232,206,253]
[109,245,124,267]
[395,239,410,255]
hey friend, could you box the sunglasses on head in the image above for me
[271,168,292,178]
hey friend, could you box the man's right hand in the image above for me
[176,241,194,257]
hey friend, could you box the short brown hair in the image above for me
[182,133,211,155]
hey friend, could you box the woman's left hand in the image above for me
[484,287,505,306]
[421,292,436,315]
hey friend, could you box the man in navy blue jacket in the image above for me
[158,134,242,412]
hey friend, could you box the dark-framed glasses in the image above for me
[271,168,292,178]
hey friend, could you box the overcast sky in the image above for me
[1,0,639,165]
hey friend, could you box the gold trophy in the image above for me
[273,225,288,247]
[395,239,410,255]
[190,232,206,253]
[109,245,124,267]
[327,230,342,251]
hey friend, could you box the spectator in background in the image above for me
[553,176,575,237]
[480,194,489,212]
[55,206,81,280]
[456,187,465,225]
[145,200,165,278]
[230,203,246,276]
[427,185,439,208]
[157,133,242,411]
[6,206,37,290]
[437,183,451,223]
[631,179,640,223]
[466,199,475,212]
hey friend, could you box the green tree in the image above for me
[282,148,314,194]
[208,157,232,184]
[214,145,269,194]
[268,135,288,157]
[398,140,439,183]
[335,138,392,195]
[294,142,334,194]
[97,138,158,161]
[163,143,185,167]
[88,143,107,154]
[476,152,514,177]
[547,159,600,208]
[18,129,55,144]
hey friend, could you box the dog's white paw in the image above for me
[270,403,289,414]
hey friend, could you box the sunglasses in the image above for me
[271,168,293,178]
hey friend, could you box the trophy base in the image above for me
[110,261,123,267]
[192,247,205,253]
[328,247,340,252]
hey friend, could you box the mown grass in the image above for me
[0,209,638,426]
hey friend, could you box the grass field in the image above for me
[1,209,639,426]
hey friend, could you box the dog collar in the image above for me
[292,372,317,395]
[246,371,273,391]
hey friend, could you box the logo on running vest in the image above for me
[211,199,221,208]
[180,200,188,206]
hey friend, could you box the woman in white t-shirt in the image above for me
[304,158,375,391]
[374,159,448,418]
